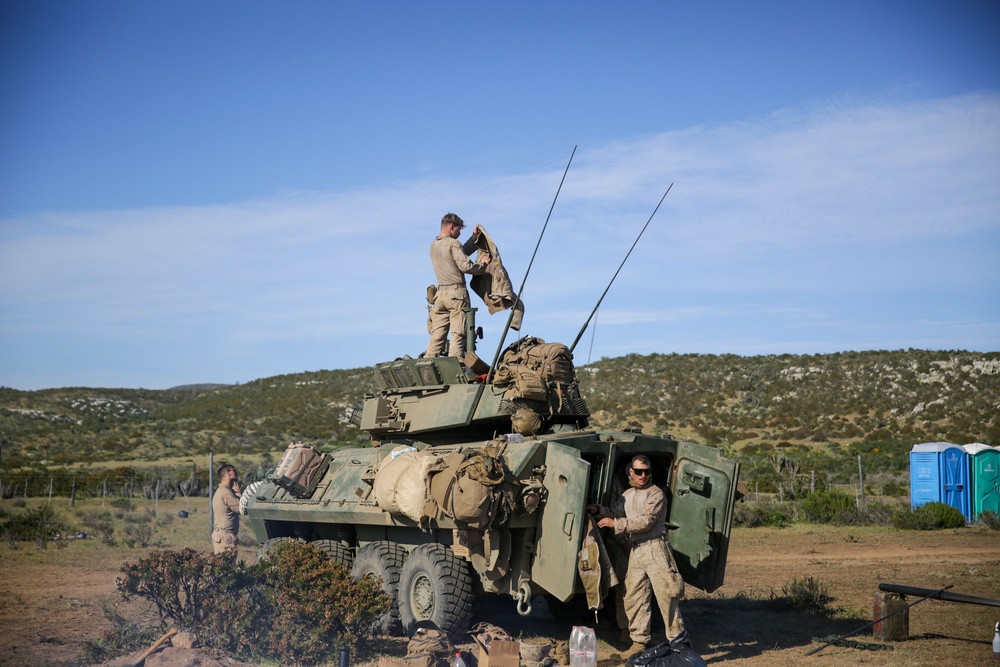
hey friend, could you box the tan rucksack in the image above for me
[402,625,455,667]
[493,337,577,408]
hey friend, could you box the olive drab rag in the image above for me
[468,226,524,331]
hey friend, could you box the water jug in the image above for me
[569,625,597,667]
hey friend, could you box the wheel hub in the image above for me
[411,573,435,619]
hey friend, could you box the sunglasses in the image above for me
[631,468,651,477]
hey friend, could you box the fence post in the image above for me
[70,475,76,508]
[208,452,215,541]
[48,476,53,505]
[857,454,867,511]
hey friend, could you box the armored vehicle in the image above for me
[244,313,741,637]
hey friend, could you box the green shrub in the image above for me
[122,524,159,548]
[0,505,69,543]
[881,480,908,497]
[261,540,390,664]
[116,542,390,665]
[110,497,134,511]
[799,490,855,523]
[733,499,792,527]
[78,509,117,545]
[781,576,833,614]
[892,502,967,530]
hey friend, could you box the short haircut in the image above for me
[630,455,651,469]
[217,464,235,478]
[441,212,464,228]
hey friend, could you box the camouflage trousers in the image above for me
[425,285,469,358]
[211,529,238,555]
[624,537,686,644]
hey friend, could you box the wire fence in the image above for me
[0,469,211,502]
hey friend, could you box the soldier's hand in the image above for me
[598,517,615,529]
[482,254,493,267]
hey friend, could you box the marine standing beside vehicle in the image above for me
[425,212,491,359]
[587,455,687,657]
[212,464,241,555]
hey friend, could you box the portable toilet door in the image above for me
[940,445,971,522]
[910,442,946,509]
[964,444,1000,520]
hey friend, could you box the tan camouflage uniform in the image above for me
[211,485,240,554]
[601,484,686,645]
[425,234,490,358]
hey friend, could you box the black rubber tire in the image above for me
[351,541,408,636]
[397,543,474,638]
[313,539,354,570]
[255,536,304,564]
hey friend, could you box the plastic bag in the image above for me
[627,633,706,667]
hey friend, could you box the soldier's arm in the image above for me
[450,241,490,276]
[223,488,241,512]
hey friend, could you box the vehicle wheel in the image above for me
[398,543,473,638]
[313,539,354,570]
[255,536,304,564]
[351,541,408,636]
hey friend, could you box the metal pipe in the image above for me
[878,582,1000,608]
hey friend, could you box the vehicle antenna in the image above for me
[484,146,577,383]
[569,182,673,354]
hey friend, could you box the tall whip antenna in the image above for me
[485,146,577,383]
[569,182,673,353]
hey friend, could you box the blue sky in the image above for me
[1,1,999,390]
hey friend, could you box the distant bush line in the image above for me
[734,492,980,530]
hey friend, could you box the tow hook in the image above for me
[516,580,532,616]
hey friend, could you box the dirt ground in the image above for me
[1,500,998,667]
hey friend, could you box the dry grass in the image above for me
[1,500,998,666]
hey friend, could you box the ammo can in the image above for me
[873,591,909,641]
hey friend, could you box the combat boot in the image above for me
[626,642,647,658]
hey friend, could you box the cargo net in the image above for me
[492,336,590,417]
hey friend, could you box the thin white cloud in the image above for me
[1,93,998,388]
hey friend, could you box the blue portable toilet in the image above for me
[964,444,1000,521]
[909,442,971,521]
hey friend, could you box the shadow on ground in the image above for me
[362,594,894,665]
[678,597,886,664]
[464,594,885,663]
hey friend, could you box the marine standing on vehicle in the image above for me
[588,455,687,656]
[425,212,491,359]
